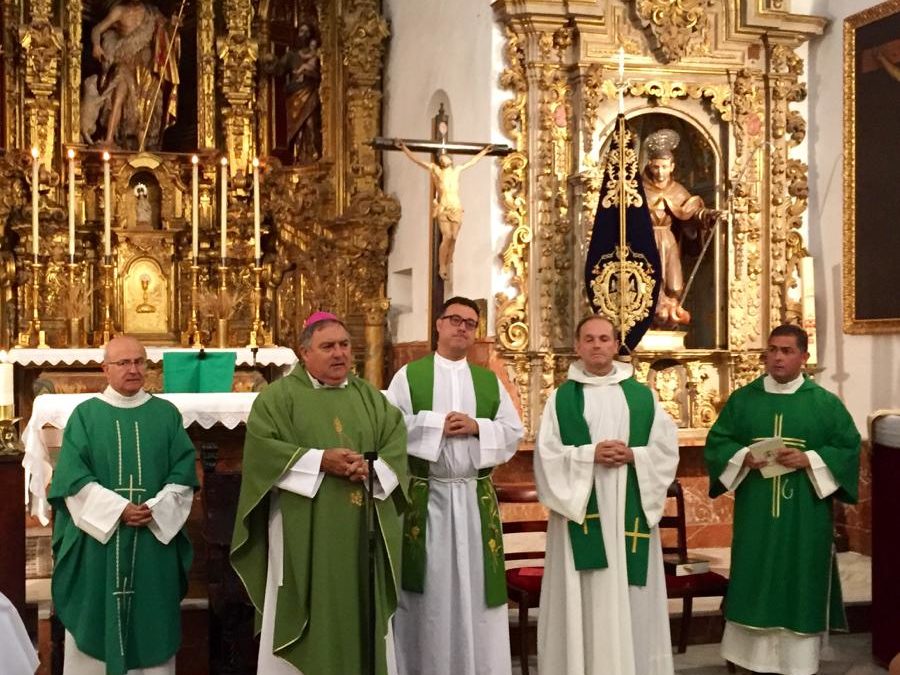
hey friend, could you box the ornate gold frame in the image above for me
[843,0,900,334]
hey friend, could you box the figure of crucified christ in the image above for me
[394,139,494,280]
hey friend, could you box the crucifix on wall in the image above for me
[374,106,511,337]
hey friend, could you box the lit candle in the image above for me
[31,147,39,262]
[103,151,111,257]
[220,157,228,262]
[800,256,818,365]
[191,155,199,260]
[67,149,76,263]
[252,158,261,263]
[618,47,625,80]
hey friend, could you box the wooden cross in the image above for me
[373,104,512,346]
[624,516,650,553]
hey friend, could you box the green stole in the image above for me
[402,353,507,607]
[555,377,654,586]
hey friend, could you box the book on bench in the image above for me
[663,554,711,576]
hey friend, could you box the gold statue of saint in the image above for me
[641,129,722,328]
[395,139,494,280]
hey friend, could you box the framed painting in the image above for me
[844,0,900,333]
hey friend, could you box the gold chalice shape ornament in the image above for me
[136,273,156,313]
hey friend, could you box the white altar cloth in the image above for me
[22,392,257,525]
[7,346,298,370]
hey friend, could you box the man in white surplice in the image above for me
[387,296,524,675]
[535,315,679,675]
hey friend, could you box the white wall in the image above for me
[806,0,899,433]
[382,0,505,342]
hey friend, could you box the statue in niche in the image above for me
[84,0,182,150]
[262,24,322,163]
[641,129,723,329]
[134,183,151,227]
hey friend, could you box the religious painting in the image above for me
[261,0,322,165]
[612,112,726,350]
[80,0,198,152]
[844,0,900,333]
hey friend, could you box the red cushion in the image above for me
[665,571,729,597]
[506,566,544,596]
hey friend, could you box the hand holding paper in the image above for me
[747,437,798,478]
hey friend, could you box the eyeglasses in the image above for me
[106,358,147,368]
[440,314,478,331]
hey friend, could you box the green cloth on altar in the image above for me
[401,353,507,608]
[230,367,409,675]
[555,376,655,586]
[48,396,198,675]
[162,351,236,393]
[704,375,860,633]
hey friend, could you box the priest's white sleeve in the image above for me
[719,447,751,491]
[145,484,195,545]
[65,482,128,544]
[631,396,680,527]
[534,389,597,523]
[805,450,839,499]
[276,448,325,496]
[386,365,444,461]
[472,382,524,469]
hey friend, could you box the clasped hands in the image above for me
[322,448,369,482]
[121,502,152,528]
[594,439,634,467]
[443,412,478,438]
[743,447,811,470]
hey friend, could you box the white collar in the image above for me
[99,386,151,408]
[567,359,633,386]
[763,373,805,394]
[434,352,468,370]
[307,369,348,389]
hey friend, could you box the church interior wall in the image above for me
[807,0,897,435]
[383,0,505,343]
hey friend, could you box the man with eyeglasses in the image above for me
[386,296,523,675]
[48,335,198,675]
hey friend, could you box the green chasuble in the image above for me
[48,395,198,675]
[555,377,655,586]
[230,367,409,675]
[401,353,507,607]
[705,376,860,634]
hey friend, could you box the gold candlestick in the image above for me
[185,264,203,348]
[216,262,230,348]
[98,256,116,346]
[66,261,84,348]
[17,259,48,348]
[246,263,267,348]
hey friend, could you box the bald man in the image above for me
[49,336,199,675]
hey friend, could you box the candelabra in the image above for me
[216,261,230,348]
[17,258,48,348]
[98,255,116,346]
[183,263,203,348]
[246,262,271,348]
[66,260,84,348]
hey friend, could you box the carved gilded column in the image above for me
[2,0,19,147]
[63,0,82,145]
[361,297,390,388]
[19,0,62,165]
[217,0,257,168]
[198,0,216,150]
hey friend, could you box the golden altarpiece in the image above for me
[490,0,824,442]
[0,0,397,386]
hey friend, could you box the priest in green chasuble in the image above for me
[705,324,860,675]
[385,296,524,675]
[535,315,679,675]
[231,312,408,675]
[49,336,199,675]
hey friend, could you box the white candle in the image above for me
[800,256,818,365]
[252,158,261,263]
[191,155,199,260]
[617,47,626,115]
[67,149,76,262]
[0,352,12,409]
[103,151,111,257]
[220,157,228,261]
[31,147,39,261]
[618,47,625,80]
